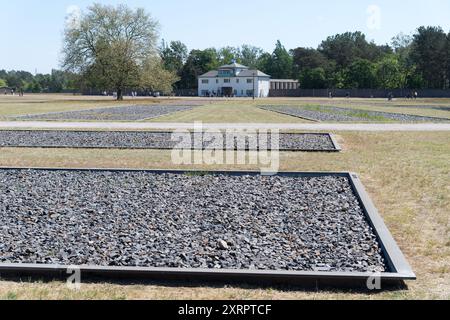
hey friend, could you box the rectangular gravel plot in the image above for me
[0,169,414,286]
[15,105,195,121]
[259,105,450,122]
[0,130,340,151]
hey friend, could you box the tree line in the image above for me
[162,27,450,91]
[0,69,78,93]
[1,3,449,99]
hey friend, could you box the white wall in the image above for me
[198,77,270,97]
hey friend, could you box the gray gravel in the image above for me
[15,105,196,121]
[372,104,450,112]
[0,130,338,151]
[0,169,386,273]
[259,105,365,122]
[259,105,450,122]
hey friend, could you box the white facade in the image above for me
[198,63,271,98]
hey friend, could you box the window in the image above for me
[216,79,219,84]
[219,70,232,77]
[224,79,230,83]
[236,79,240,83]
[201,79,209,84]
[247,79,253,84]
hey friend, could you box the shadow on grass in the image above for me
[0,273,409,295]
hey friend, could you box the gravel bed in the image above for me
[0,130,338,151]
[0,169,386,273]
[259,105,450,122]
[259,105,364,122]
[373,104,450,112]
[15,105,196,121]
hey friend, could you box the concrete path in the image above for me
[0,121,449,131]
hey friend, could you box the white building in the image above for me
[198,63,271,98]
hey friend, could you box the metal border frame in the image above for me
[0,168,414,286]
[258,106,321,122]
[0,130,341,152]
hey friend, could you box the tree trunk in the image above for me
[117,88,124,101]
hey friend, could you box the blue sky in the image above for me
[1,0,450,74]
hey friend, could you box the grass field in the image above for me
[1,94,450,122]
[0,131,448,300]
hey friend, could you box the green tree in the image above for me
[160,40,188,89]
[180,49,219,89]
[0,79,7,87]
[141,58,179,94]
[217,46,240,65]
[345,59,377,88]
[266,41,293,79]
[290,47,335,86]
[319,31,390,69]
[410,26,449,89]
[376,56,403,89]
[299,68,328,89]
[62,3,159,100]
[256,52,272,73]
[160,40,188,74]
[239,45,264,68]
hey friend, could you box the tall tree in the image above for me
[376,55,403,89]
[266,41,293,79]
[62,3,159,100]
[179,49,219,89]
[299,68,328,89]
[239,45,264,68]
[410,26,449,89]
[319,31,389,69]
[345,59,377,88]
[160,40,188,74]
[141,58,179,94]
[160,40,188,89]
[217,46,240,65]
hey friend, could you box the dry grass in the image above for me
[0,94,201,119]
[150,102,308,123]
[252,98,450,120]
[1,94,449,122]
[0,131,448,300]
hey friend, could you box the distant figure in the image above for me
[19,88,24,97]
[345,92,350,98]
[414,91,418,100]
[11,89,15,96]
[388,92,394,101]
[328,91,333,99]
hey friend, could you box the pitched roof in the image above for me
[237,69,270,78]
[199,69,270,78]
[198,71,219,78]
[219,63,249,69]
